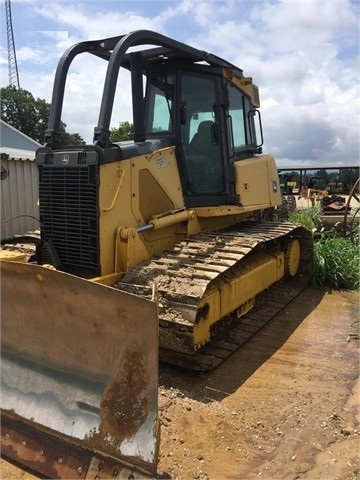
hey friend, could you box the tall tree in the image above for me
[110,121,134,142]
[1,86,84,145]
[59,122,86,145]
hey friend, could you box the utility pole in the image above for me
[5,0,20,89]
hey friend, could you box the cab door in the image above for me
[179,72,237,207]
[144,70,238,207]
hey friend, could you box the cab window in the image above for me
[146,75,175,134]
[227,83,255,149]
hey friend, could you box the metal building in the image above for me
[1,119,41,237]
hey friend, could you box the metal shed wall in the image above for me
[1,120,41,237]
[1,154,39,238]
[0,120,41,238]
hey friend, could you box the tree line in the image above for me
[1,86,134,145]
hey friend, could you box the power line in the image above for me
[5,0,20,89]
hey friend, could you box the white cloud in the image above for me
[16,46,43,62]
[1,0,358,166]
[30,2,163,40]
[38,31,69,42]
[0,46,7,66]
[216,0,360,166]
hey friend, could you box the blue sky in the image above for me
[1,0,359,168]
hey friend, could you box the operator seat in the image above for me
[188,121,217,156]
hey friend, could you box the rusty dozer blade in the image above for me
[1,260,159,479]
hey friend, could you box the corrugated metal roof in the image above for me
[1,146,36,161]
[0,119,42,152]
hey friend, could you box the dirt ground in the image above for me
[1,287,359,480]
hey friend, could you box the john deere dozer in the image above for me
[1,30,313,478]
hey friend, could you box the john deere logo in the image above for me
[61,155,70,165]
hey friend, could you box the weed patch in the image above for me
[288,209,360,290]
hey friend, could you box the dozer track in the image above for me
[118,221,313,371]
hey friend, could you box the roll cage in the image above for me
[44,29,245,149]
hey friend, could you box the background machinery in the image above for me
[1,30,313,478]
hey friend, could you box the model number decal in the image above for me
[156,158,169,168]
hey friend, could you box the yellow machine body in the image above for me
[1,30,313,478]
[97,148,281,277]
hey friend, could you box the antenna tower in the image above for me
[5,0,20,89]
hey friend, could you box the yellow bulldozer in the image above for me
[1,30,313,478]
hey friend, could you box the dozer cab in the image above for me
[1,30,313,478]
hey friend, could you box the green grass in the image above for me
[309,237,359,290]
[288,209,317,231]
[288,209,360,290]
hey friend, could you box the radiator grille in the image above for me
[39,164,99,276]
